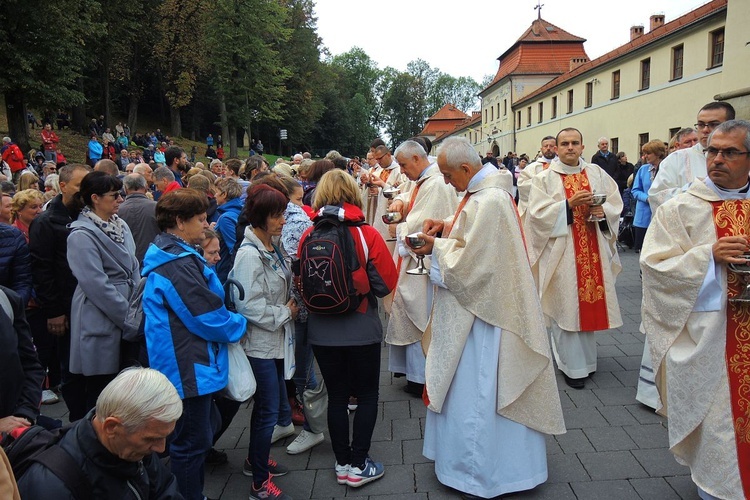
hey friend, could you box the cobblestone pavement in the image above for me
[43,247,699,499]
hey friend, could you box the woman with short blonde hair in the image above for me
[10,189,44,240]
[313,169,363,210]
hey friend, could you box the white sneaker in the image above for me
[286,430,324,455]
[41,389,59,405]
[335,462,349,484]
[270,423,295,444]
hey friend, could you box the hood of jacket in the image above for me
[312,202,365,224]
[217,196,243,217]
[142,232,202,276]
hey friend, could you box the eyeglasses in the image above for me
[694,121,722,130]
[375,155,387,162]
[101,192,124,199]
[704,147,750,161]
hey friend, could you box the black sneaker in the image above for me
[243,457,289,477]
[249,478,292,500]
[205,448,228,465]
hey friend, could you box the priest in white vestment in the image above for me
[410,137,566,499]
[641,120,750,500]
[526,128,623,389]
[517,135,557,219]
[648,102,735,212]
[385,140,458,396]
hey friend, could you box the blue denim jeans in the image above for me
[170,394,218,500]
[247,357,289,487]
[293,321,317,432]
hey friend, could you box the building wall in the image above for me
[718,0,750,118]
[511,13,727,158]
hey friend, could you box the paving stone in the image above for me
[383,400,411,421]
[665,475,701,499]
[616,342,647,357]
[414,462,446,493]
[545,434,564,455]
[562,407,610,429]
[622,423,668,449]
[612,369,640,386]
[311,468,346,498]
[593,386,640,406]
[614,332,645,345]
[275,469,316,499]
[614,356,642,371]
[626,404,667,425]
[306,442,338,471]
[566,389,603,408]
[372,417,393,442]
[546,453,590,483]
[369,494,428,500]
[204,473,230,499]
[557,390,576,409]
[409,399,428,419]
[632,448,691,477]
[393,417,422,441]
[595,332,620,345]
[598,345,628,358]
[629,477,682,499]
[369,439,404,465]
[570,479,641,499]
[555,429,595,454]
[588,371,624,389]
[503,482,577,499]
[425,490,461,500]
[577,451,648,480]
[219,473,253,500]
[583,426,638,452]
[597,357,626,372]
[597,406,641,427]
[404,438,432,464]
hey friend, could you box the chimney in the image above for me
[650,14,665,32]
[569,57,589,72]
[630,25,644,41]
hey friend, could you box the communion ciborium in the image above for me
[405,233,429,276]
[587,192,607,222]
[382,212,403,224]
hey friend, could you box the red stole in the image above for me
[711,199,750,498]
[395,182,423,276]
[560,170,609,331]
[379,167,392,183]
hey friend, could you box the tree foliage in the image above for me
[1,1,482,156]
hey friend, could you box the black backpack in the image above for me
[298,217,368,315]
[2,425,91,500]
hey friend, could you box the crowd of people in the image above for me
[1,99,749,500]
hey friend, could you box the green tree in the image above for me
[0,0,100,151]
[206,0,291,155]
[154,0,211,137]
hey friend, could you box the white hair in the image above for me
[44,174,60,193]
[394,140,427,161]
[598,137,609,144]
[437,137,482,171]
[96,367,182,431]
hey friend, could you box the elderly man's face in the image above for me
[106,417,175,462]
[677,131,699,150]
[598,139,609,153]
[540,139,557,160]
[121,150,128,158]
[0,195,12,223]
[211,162,224,175]
[437,153,472,192]
[706,129,750,190]
[396,153,422,181]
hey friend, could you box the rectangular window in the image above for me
[669,127,681,140]
[710,28,725,68]
[497,103,500,119]
[640,58,651,90]
[585,82,593,108]
[611,138,619,154]
[484,109,487,123]
[503,99,507,116]
[612,70,620,99]
[567,90,574,114]
[671,44,684,80]
[551,96,557,119]
[639,133,650,152]
[517,110,521,130]
[538,102,544,123]
[491,106,494,121]
[527,106,532,127]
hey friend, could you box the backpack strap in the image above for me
[32,446,92,500]
[354,226,368,264]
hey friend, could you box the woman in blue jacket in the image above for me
[142,188,247,500]
[631,140,666,252]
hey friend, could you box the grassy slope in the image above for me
[0,97,281,165]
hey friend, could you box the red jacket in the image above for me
[162,181,181,195]
[41,129,59,151]
[1,143,26,173]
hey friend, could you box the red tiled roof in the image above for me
[433,114,482,143]
[515,0,727,106]
[485,19,588,89]
[420,104,470,136]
